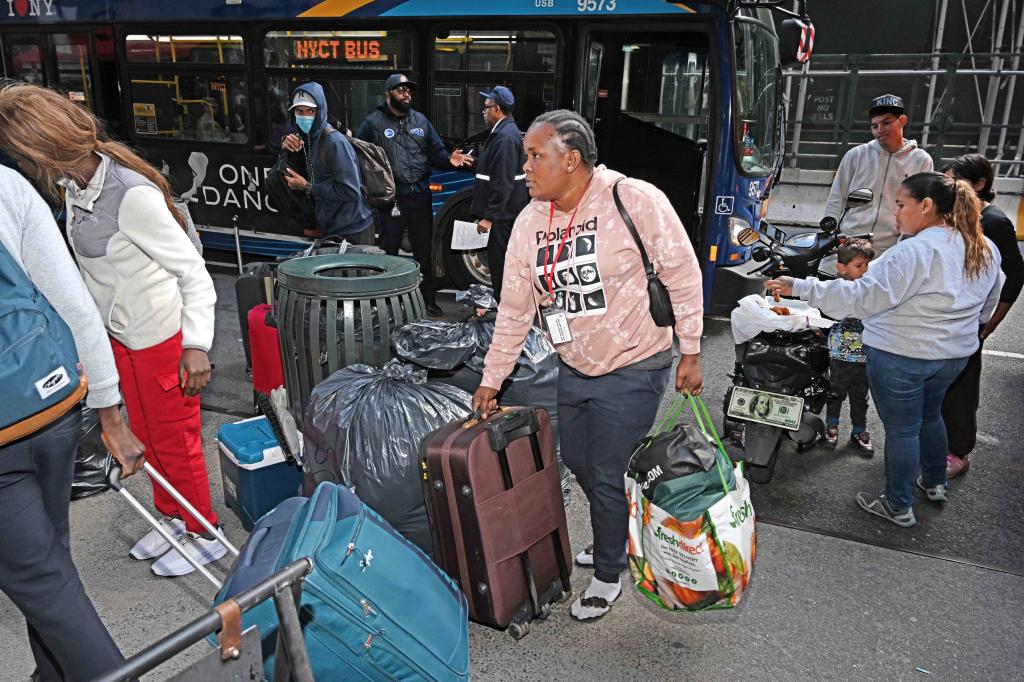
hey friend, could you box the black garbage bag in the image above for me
[390,321,478,371]
[302,361,472,556]
[454,284,498,311]
[72,406,113,500]
[627,423,717,502]
[392,318,558,425]
[392,317,572,498]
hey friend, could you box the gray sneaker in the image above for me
[856,492,916,528]
[916,476,948,503]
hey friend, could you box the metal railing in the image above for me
[781,51,1024,176]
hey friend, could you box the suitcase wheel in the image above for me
[557,589,573,604]
[508,621,530,640]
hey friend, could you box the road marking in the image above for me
[982,349,1024,360]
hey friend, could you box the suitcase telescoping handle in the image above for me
[474,407,573,621]
[105,456,241,588]
[484,407,540,453]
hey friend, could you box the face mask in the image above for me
[295,115,315,134]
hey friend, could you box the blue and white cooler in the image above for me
[217,416,303,531]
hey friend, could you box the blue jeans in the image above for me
[864,346,969,510]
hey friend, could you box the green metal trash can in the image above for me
[275,253,425,420]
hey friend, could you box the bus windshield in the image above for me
[734,18,780,175]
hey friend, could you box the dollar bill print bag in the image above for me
[625,395,756,611]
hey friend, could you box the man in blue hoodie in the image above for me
[282,83,374,243]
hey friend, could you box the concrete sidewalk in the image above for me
[1,270,1019,680]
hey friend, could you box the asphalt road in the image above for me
[0,262,1021,680]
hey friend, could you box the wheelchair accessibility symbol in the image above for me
[714,196,735,215]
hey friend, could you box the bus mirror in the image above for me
[846,188,873,208]
[778,18,814,66]
[737,227,761,247]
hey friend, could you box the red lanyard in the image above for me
[543,182,589,295]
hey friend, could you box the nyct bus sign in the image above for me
[7,0,56,17]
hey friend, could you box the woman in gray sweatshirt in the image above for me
[768,172,1002,528]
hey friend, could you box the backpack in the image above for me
[263,152,317,233]
[321,124,396,209]
[0,240,86,446]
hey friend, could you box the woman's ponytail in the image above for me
[95,139,187,231]
[949,178,990,280]
[901,171,991,280]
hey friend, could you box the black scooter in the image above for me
[723,188,873,483]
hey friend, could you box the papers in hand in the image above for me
[451,219,490,250]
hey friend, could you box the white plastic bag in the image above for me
[730,294,834,344]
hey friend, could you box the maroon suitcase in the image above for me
[421,406,572,639]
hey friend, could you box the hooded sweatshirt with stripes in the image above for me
[469,115,529,227]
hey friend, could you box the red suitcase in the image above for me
[422,406,572,639]
[248,303,285,396]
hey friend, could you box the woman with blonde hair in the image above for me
[768,171,1002,528]
[0,82,223,576]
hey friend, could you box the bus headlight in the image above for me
[729,217,752,246]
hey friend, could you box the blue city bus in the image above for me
[0,0,813,312]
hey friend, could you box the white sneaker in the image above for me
[151,529,228,577]
[575,544,594,567]
[129,517,186,560]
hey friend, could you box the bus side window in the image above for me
[5,37,45,85]
[51,33,93,110]
[431,28,558,142]
[261,28,416,150]
[124,34,247,144]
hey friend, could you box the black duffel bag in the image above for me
[302,361,472,556]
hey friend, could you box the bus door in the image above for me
[580,29,711,253]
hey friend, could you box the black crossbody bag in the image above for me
[612,180,676,327]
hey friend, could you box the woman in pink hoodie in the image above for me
[473,110,704,620]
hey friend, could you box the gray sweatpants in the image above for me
[558,359,670,583]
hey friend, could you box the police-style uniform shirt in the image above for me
[469,116,529,227]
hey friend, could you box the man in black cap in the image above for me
[822,93,933,252]
[356,73,471,316]
[461,86,529,302]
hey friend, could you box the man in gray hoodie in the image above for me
[822,94,933,252]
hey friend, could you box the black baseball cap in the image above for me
[384,73,416,92]
[869,94,905,117]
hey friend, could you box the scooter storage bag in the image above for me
[626,395,756,612]
[214,482,471,681]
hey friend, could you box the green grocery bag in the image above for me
[625,395,757,611]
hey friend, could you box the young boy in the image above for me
[824,239,875,454]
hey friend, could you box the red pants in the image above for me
[111,331,217,533]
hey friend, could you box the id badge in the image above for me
[542,306,573,345]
